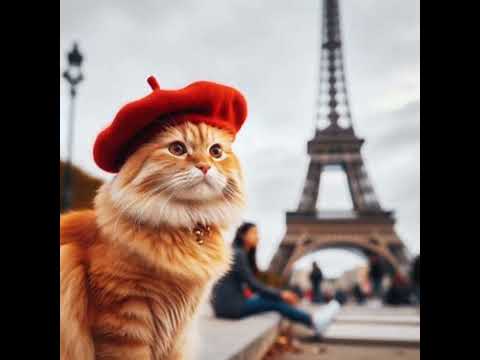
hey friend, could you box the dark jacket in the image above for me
[352,284,367,304]
[383,273,413,305]
[411,255,420,285]
[383,284,412,305]
[309,266,323,285]
[369,257,385,280]
[211,247,282,318]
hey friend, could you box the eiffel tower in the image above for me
[268,0,409,277]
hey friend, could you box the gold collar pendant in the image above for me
[192,224,211,245]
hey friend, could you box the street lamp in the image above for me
[62,42,84,212]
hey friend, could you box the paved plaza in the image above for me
[264,303,420,360]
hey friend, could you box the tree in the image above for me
[60,161,103,212]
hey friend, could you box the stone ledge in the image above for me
[197,313,281,360]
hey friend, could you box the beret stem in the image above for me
[147,76,160,91]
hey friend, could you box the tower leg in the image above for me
[344,161,365,211]
[344,160,381,212]
[268,243,296,275]
[298,161,322,212]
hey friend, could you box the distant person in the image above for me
[334,288,348,305]
[368,255,385,298]
[383,272,413,306]
[411,254,420,304]
[309,261,324,303]
[352,283,367,304]
[211,222,341,336]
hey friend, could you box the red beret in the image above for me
[93,76,248,173]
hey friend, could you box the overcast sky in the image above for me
[60,0,419,276]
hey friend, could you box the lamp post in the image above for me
[62,42,84,212]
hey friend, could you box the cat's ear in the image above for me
[147,76,160,91]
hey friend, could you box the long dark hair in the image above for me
[233,222,258,274]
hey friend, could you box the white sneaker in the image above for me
[312,300,341,335]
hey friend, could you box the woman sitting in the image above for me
[211,222,341,336]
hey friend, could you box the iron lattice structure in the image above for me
[268,0,409,277]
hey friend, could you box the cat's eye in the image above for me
[209,144,223,159]
[168,141,187,156]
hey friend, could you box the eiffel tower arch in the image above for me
[268,0,409,278]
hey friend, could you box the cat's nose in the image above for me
[196,164,211,175]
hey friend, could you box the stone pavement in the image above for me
[302,302,420,347]
[194,301,420,359]
[272,341,420,360]
[323,322,420,347]
[197,303,281,360]
[264,302,420,359]
[335,313,419,325]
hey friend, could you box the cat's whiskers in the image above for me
[138,175,192,223]
[222,182,242,202]
[130,182,175,221]
[219,194,240,222]
[156,186,182,225]
[129,170,198,226]
[205,170,227,192]
[149,173,191,195]
[136,170,186,190]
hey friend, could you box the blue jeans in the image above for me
[312,285,324,304]
[372,278,383,297]
[239,296,313,327]
[414,285,420,304]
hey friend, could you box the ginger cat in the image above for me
[60,121,245,360]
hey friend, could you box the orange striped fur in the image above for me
[60,122,245,359]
